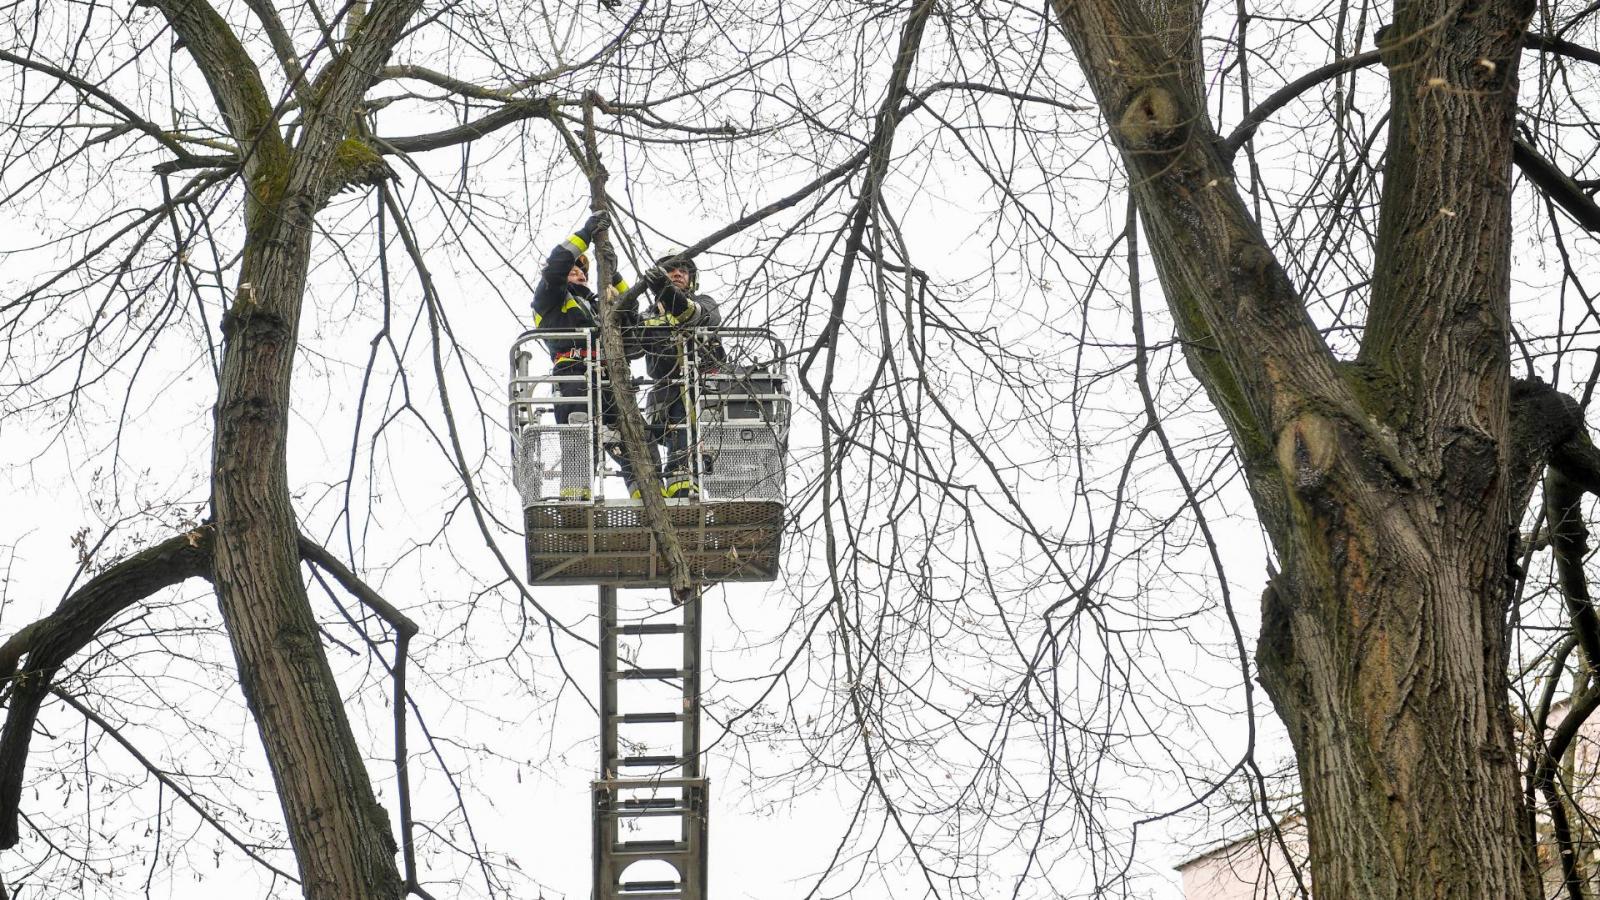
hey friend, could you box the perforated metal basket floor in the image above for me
[525,500,783,585]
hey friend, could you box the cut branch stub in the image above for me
[1115,87,1184,150]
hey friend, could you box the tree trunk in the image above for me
[1257,475,1534,899]
[211,186,402,900]
[1045,0,1539,890]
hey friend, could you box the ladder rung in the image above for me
[614,712,685,724]
[617,755,683,767]
[620,798,682,809]
[611,839,689,856]
[617,623,685,635]
[620,881,682,892]
[617,892,682,899]
[614,668,684,680]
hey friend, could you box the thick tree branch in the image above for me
[1358,0,1531,437]
[1512,384,1600,900]
[1549,426,1600,498]
[1525,31,1600,66]
[1546,472,1600,671]
[379,97,558,155]
[240,0,311,108]
[1048,0,1365,530]
[1544,421,1600,696]
[144,0,289,181]
[296,537,418,637]
[297,538,431,897]
[0,527,213,848]
[294,0,425,193]
[377,64,522,101]
[563,99,696,600]
[1510,378,1588,511]
[1221,50,1383,157]
[1534,681,1600,900]
[1514,138,1600,233]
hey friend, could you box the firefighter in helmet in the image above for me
[639,253,725,498]
[531,210,646,500]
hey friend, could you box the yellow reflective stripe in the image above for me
[615,278,629,292]
[562,298,581,314]
[533,312,543,327]
[662,479,698,498]
[566,234,589,253]
[681,298,698,320]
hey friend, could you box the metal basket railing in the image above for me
[509,327,789,508]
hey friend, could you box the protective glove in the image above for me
[643,266,669,290]
[657,285,691,319]
[581,209,610,237]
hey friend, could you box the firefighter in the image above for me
[531,210,647,500]
[639,253,725,499]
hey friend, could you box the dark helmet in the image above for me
[573,254,590,274]
[655,252,697,291]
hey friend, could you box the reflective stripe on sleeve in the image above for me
[565,234,589,254]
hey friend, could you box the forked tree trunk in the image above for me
[211,190,403,900]
[146,1,425,893]
[1046,0,1539,890]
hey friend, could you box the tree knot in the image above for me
[1276,413,1341,495]
[1280,413,1344,496]
[1116,87,1185,150]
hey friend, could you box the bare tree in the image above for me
[8,0,1600,897]
[0,1,788,896]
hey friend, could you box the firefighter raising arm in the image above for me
[531,210,635,330]
[641,256,719,329]
[528,210,645,500]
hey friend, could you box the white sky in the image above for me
[4,0,1600,898]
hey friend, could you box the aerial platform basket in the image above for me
[509,327,789,587]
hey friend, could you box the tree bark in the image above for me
[1047,0,1539,893]
[145,1,423,895]
[210,188,403,900]
[1258,515,1534,899]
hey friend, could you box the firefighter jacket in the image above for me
[642,285,727,390]
[643,285,732,422]
[530,227,636,363]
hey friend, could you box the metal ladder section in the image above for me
[593,586,708,900]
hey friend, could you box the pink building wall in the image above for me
[1176,818,1306,900]
[1177,701,1600,899]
